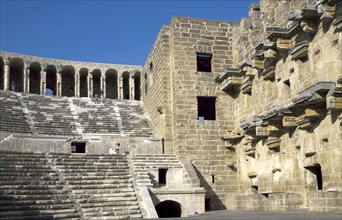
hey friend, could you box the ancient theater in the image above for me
[0,0,341,219]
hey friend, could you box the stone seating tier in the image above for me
[0,92,32,133]
[49,153,143,219]
[0,151,82,220]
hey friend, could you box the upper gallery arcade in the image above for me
[0,51,142,100]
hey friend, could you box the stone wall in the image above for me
[141,26,173,153]
[142,0,341,212]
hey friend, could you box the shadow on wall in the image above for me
[193,165,227,211]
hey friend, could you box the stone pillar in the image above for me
[4,61,10,91]
[118,73,123,99]
[75,68,80,98]
[41,68,46,95]
[24,65,29,93]
[102,75,106,99]
[88,72,93,98]
[57,70,62,97]
[130,75,135,100]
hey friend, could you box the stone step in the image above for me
[74,192,136,199]
[132,163,182,168]
[63,175,130,181]
[0,165,51,169]
[60,171,129,177]
[59,169,130,174]
[66,179,131,185]
[70,183,133,190]
[0,172,57,177]
[0,213,81,220]
[0,199,74,206]
[0,194,71,201]
[0,161,47,165]
[0,180,61,186]
[72,188,134,195]
[79,200,139,208]
[83,209,141,217]
[0,168,55,173]
[56,166,129,170]
[77,195,137,204]
[0,209,79,218]
[0,175,59,181]
[0,203,75,212]
[82,205,140,213]
[54,161,128,166]
[0,189,68,196]
[0,184,64,191]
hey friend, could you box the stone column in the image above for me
[88,72,93,98]
[118,73,123,99]
[130,75,135,100]
[75,68,80,97]
[4,61,10,91]
[57,70,62,97]
[102,75,106,99]
[41,68,47,95]
[24,65,29,93]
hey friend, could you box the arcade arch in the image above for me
[79,68,88,97]
[134,71,141,100]
[29,62,41,94]
[61,65,75,97]
[46,65,57,96]
[9,58,24,92]
[155,200,182,218]
[92,69,101,97]
[105,69,118,99]
[122,71,130,100]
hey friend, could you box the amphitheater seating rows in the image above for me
[116,100,154,137]
[0,92,32,134]
[0,151,82,219]
[0,92,154,137]
[22,94,78,136]
[72,99,120,134]
[0,151,143,220]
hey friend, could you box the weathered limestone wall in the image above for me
[143,0,341,213]
[141,26,173,153]
[223,0,342,212]
[167,17,239,209]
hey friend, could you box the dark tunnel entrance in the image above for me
[155,200,181,218]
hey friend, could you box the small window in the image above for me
[211,175,215,184]
[71,142,86,153]
[197,96,216,120]
[158,168,168,185]
[149,62,153,71]
[197,53,212,72]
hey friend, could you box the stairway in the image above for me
[0,151,82,220]
[49,153,142,219]
[130,154,183,187]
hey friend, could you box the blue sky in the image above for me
[1,0,256,66]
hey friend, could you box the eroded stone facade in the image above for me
[142,0,342,212]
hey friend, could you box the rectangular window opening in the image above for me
[71,142,86,153]
[197,53,212,72]
[306,165,323,190]
[205,199,211,211]
[158,168,168,185]
[197,96,216,120]
[211,175,215,184]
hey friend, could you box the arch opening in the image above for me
[0,58,4,90]
[61,65,75,97]
[9,58,24,92]
[80,68,88,97]
[122,71,130,99]
[29,62,41,94]
[105,69,118,99]
[155,200,181,218]
[134,72,141,100]
[92,69,101,97]
[46,65,57,96]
